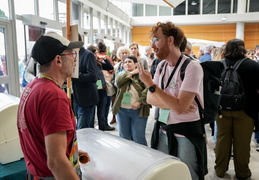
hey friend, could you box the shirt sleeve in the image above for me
[180,60,203,94]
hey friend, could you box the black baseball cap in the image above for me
[31,32,84,65]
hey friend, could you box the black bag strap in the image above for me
[159,60,167,74]
[180,58,191,81]
[180,58,204,121]
[221,58,247,70]
[221,58,247,89]
[221,59,227,69]
[233,58,247,70]
[161,55,183,90]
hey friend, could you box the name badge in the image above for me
[158,109,170,124]
[122,93,131,104]
[96,80,102,89]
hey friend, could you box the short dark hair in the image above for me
[180,37,187,52]
[224,39,247,60]
[125,55,138,63]
[98,42,107,53]
[87,45,98,54]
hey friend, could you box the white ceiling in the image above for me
[108,0,259,27]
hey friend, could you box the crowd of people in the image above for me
[16,21,259,180]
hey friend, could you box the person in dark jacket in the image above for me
[214,39,259,179]
[87,45,115,131]
[72,35,99,129]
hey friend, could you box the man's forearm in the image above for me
[147,89,177,109]
[48,158,80,180]
[147,86,195,114]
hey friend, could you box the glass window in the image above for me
[93,16,99,30]
[24,25,46,66]
[0,28,8,93]
[218,0,231,14]
[233,0,237,13]
[249,0,259,12]
[110,1,132,16]
[0,0,9,19]
[145,4,157,16]
[173,1,186,15]
[14,0,34,15]
[16,20,26,61]
[58,0,66,23]
[101,15,106,34]
[188,0,200,15]
[132,3,143,17]
[72,2,79,25]
[83,12,91,29]
[159,6,171,16]
[39,0,54,20]
[0,83,8,93]
[0,28,7,76]
[203,0,215,14]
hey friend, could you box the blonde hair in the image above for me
[116,46,131,60]
[211,46,225,61]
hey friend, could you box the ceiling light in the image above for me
[221,17,227,21]
[191,1,197,6]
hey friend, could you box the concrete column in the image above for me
[89,7,94,44]
[237,0,246,14]
[110,18,113,37]
[119,23,123,40]
[97,12,101,34]
[105,15,108,35]
[236,22,244,40]
[115,21,118,38]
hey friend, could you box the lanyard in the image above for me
[39,74,61,88]
[161,55,183,90]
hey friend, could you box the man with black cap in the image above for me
[17,32,89,180]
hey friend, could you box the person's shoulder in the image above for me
[157,59,166,68]
[184,57,203,72]
[81,49,95,60]
[139,57,147,62]
[242,58,259,67]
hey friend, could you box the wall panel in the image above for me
[132,24,259,56]
[244,23,259,50]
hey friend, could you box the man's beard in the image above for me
[156,45,169,60]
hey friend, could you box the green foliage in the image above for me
[0,9,8,19]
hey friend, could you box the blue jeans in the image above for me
[157,130,199,180]
[76,105,95,129]
[96,90,107,130]
[212,121,217,143]
[116,107,147,146]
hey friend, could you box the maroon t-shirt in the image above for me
[17,77,77,177]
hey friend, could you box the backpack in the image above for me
[181,59,223,124]
[220,58,246,111]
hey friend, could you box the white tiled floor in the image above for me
[105,108,259,180]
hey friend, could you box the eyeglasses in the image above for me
[60,51,77,59]
[150,37,159,45]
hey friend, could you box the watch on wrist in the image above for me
[149,84,157,93]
